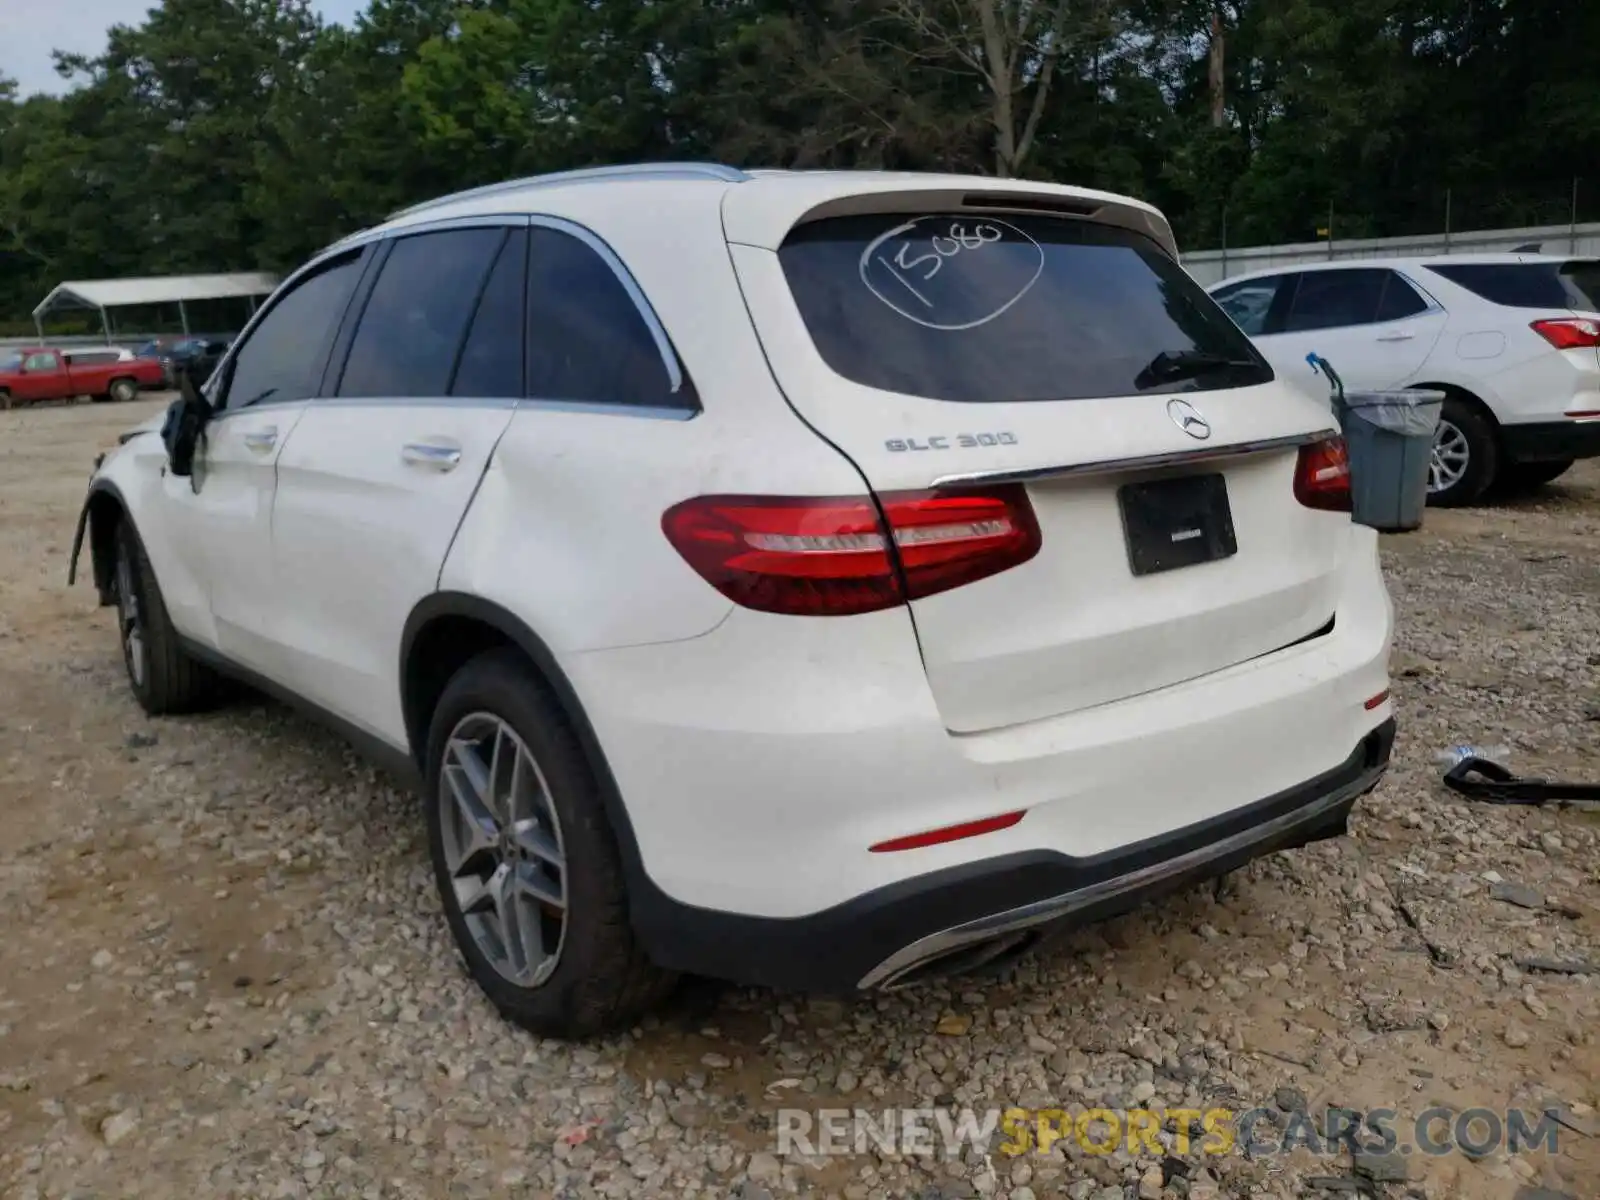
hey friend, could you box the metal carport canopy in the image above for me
[32,272,279,338]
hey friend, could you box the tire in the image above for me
[1427,396,1499,507]
[424,648,676,1038]
[108,377,138,403]
[0,389,10,411]
[113,520,224,715]
[1497,459,1574,494]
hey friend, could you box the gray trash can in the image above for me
[1334,389,1443,533]
[1305,353,1442,533]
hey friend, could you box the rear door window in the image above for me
[1427,261,1600,311]
[452,228,527,398]
[1280,269,1388,332]
[338,227,505,398]
[777,213,1272,404]
[1377,271,1430,321]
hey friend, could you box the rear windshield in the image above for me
[1425,261,1600,311]
[777,212,1272,403]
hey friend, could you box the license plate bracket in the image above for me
[1117,473,1238,577]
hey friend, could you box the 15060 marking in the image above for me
[886,432,1018,452]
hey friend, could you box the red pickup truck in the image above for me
[0,346,166,409]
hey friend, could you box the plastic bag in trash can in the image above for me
[1339,389,1444,437]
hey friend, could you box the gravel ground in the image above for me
[0,398,1595,1200]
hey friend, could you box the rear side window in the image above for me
[1211,277,1286,336]
[339,227,505,398]
[524,225,686,409]
[68,350,118,366]
[225,252,363,409]
[776,213,1271,403]
[1427,261,1600,311]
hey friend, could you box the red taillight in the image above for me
[660,487,1041,616]
[1293,437,1352,512]
[1531,317,1600,350]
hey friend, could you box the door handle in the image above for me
[242,427,278,452]
[402,441,462,471]
[1375,330,1415,342]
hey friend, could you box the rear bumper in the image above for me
[632,718,1394,992]
[1500,418,1600,463]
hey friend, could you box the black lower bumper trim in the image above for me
[632,717,1396,992]
[1500,419,1600,463]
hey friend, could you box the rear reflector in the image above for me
[661,488,1041,616]
[869,810,1026,853]
[1531,317,1600,350]
[1364,689,1390,711]
[1293,437,1353,512]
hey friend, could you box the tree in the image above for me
[885,0,1121,176]
[2,0,1600,326]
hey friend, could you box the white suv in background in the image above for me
[71,164,1396,1038]
[1208,255,1600,506]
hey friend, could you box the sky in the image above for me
[1,0,366,96]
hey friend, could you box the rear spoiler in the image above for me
[720,174,1179,260]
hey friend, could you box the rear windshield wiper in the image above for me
[1135,349,1261,390]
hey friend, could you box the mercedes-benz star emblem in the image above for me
[1167,398,1212,441]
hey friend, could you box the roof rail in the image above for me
[387,162,751,221]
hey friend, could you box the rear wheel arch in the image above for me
[399,594,651,884]
[1412,381,1499,429]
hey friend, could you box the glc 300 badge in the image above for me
[885,432,1018,452]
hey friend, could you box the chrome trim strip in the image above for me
[520,397,697,421]
[930,429,1337,490]
[857,762,1382,990]
[209,395,695,423]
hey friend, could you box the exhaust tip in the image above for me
[877,930,1043,991]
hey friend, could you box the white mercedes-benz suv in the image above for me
[70,164,1396,1038]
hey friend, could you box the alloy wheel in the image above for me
[438,713,568,988]
[1428,418,1470,495]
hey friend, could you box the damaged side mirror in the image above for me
[160,364,215,479]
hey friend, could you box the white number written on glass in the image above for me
[886,221,1005,284]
